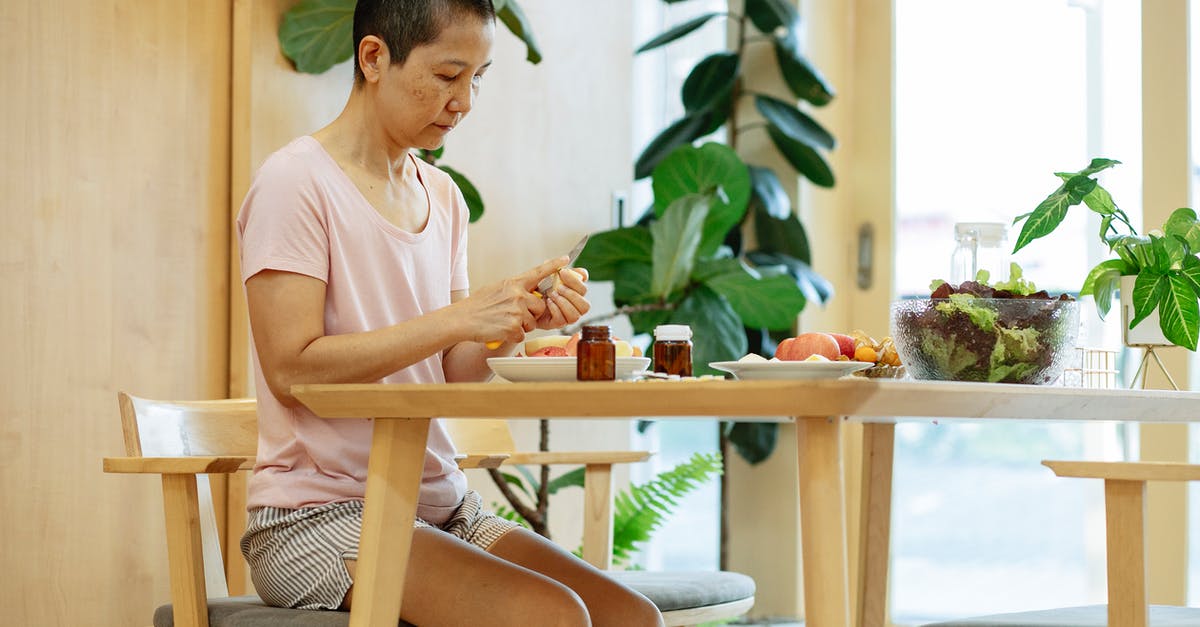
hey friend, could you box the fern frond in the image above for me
[610,451,723,566]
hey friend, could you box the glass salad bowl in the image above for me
[890,297,1080,385]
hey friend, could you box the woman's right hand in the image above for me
[454,257,567,345]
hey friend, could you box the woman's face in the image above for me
[374,16,495,151]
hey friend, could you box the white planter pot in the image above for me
[1119,275,1172,346]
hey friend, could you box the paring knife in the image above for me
[486,234,590,350]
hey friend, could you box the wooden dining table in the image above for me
[292,377,1200,627]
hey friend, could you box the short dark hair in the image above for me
[353,0,496,84]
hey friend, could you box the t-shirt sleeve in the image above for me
[237,153,330,284]
[448,183,470,293]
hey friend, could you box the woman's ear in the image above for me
[357,35,388,84]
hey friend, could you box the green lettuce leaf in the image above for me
[935,293,1000,332]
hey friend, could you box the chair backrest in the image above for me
[117,392,262,599]
[118,392,258,457]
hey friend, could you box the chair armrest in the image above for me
[503,451,653,466]
[455,453,511,469]
[1043,460,1200,482]
[103,456,254,474]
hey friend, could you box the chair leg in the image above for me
[161,474,210,627]
[1104,479,1148,627]
[581,463,614,570]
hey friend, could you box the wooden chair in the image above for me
[104,392,755,627]
[923,460,1200,627]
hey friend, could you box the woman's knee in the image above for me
[589,584,663,627]
[517,575,590,626]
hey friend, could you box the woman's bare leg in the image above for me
[342,528,590,626]
[487,529,665,627]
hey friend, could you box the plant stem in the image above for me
[536,419,550,532]
[718,422,730,571]
[487,467,547,537]
[735,122,769,135]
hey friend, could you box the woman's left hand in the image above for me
[535,267,590,330]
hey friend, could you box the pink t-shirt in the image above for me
[237,136,469,525]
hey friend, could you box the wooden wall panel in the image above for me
[0,2,231,625]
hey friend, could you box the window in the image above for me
[891,0,1141,622]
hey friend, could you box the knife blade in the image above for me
[486,234,590,350]
[535,234,589,297]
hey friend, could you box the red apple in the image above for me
[776,332,840,361]
[829,333,856,359]
[530,346,569,357]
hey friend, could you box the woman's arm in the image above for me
[247,258,566,405]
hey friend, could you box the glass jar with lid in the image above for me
[950,222,1009,285]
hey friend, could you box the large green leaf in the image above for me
[682,53,740,115]
[1011,174,1096,253]
[496,0,542,64]
[1164,207,1200,252]
[753,208,811,264]
[704,268,807,330]
[691,256,745,283]
[1080,258,1132,320]
[650,195,710,299]
[634,113,714,180]
[1130,271,1167,329]
[727,422,778,465]
[773,32,835,107]
[612,260,654,304]
[1158,273,1200,350]
[546,467,585,494]
[279,0,356,74]
[636,12,725,53]
[746,250,832,305]
[748,165,792,219]
[438,165,484,223]
[754,95,835,151]
[669,286,747,375]
[1182,255,1200,295]
[1072,157,1122,178]
[745,0,800,34]
[765,125,835,187]
[652,143,751,256]
[574,227,653,282]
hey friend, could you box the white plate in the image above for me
[487,356,651,382]
[709,360,874,380]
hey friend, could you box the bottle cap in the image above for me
[954,222,1008,246]
[654,324,692,341]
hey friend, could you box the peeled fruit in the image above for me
[829,333,856,359]
[528,332,638,358]
[776,333,840,361]
[522,335,570,356]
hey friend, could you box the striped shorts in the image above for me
[240,490,521,610]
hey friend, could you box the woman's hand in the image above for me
[454,257,566,345]
[535,266,590,330]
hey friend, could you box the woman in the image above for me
[236,1,664,625]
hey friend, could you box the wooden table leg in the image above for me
[1105,479,1148,627]
[348,418,431,627]
[857,423,894,627]
[797,416,851,627]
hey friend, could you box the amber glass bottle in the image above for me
[576,325,616,381]
[653,324,693,376]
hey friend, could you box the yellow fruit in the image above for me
[854,345,878,362]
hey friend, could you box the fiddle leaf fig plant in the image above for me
[276,0,541,222]
[577,142,815,378]
[1013,158,1200,350]
[624,0,837,467]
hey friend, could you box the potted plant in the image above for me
[1011,158,1200,350]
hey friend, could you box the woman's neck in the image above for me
[314,91,413,182]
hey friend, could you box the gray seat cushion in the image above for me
[154,571,755,625]
[923,604,1200,626]
[609,570,756,612]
